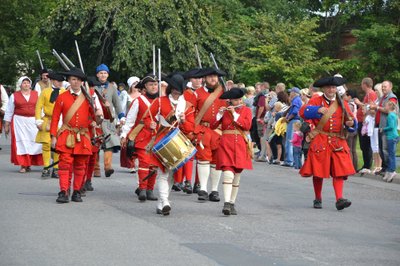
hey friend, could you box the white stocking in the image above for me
[222,171,234,203]
[230,173,241,203]
[197,161,210,192]
[210,164,222,192]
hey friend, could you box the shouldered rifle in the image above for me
[210,52,227,92]
[36,50,44,69]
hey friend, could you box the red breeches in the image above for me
[137,149,157,190]
[58,153,89,192]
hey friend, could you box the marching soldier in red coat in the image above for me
[120,74,160,202]
[152,73,195,215]
[50,68,96,203]
[211,88,253,215]
[300,76,357,211]
[194,67,228,202]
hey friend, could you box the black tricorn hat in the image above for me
[87,76,102,87]
[60,67,87,81]
[165,73,187,94]
[313,76,346,88]
[219,88,245,99]
[48,71,65,81]
[137,74,158,89]
[198,67,226,78]
[183,68,203,79]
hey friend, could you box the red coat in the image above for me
[299,95,356,178]
[184,89,197,110]
[50,91,95,155]
[194,86,227,162]
[211,106,253,170]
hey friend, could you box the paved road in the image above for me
[0,134,399,266]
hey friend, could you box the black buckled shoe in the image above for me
[51,169,59,179]
[162,204,171,216]
[105,169,114,178]
[146,190,158,201]
[84,180,94,191]
[198,190,208,201]
[135,187,140,196]
[193,183,200,194]
[209,191,220,202]
[230,203,237,215]
[183,181,193,194]
[41,169,51,179]
[56,191,69,203]
[172,183,182,192]
[336,198,351,210]
[138,190,147,201]
[313,199,322,209]
[71,190,83,202]
[80,187,86,197]
[222,202,231,215]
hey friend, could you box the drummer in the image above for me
[151,73,195,215]
[211,88,253,215]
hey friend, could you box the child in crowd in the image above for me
[291,121,304,169]
[383,101,399,182]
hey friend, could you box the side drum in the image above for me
[152,128,197,172]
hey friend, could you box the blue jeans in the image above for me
[387,137,398,172]
[284,119,299,165]
[293,146,303,169]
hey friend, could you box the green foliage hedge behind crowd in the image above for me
[1,0,399,91]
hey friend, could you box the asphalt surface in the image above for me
[0,133,399,266]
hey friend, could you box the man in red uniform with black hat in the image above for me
[194,67,228,202]
[120,74,159,202]
[51,68,96,203]
[300,76,357,211]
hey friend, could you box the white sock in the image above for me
[157,169,170,206]
[222,171,234,203]
[230,173,241,203]
[197,161,210,192]
[210,164,222,192]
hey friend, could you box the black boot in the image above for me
[41,169,51,179]
[80,187,86,197]
[193,183,200,194]
[135,187,140,196]
[230,203,237,215]
[84,180,94,191]
[222,202,231,215]
[105,169,114,177]
[138,190,147,201]
[313,199,322,209]
[51,169,59,179]
[56,191,69,203]
[172,183,182,192]
[209,191,220,202]
[146,190,158,201]
[336,198,351,210]
[71,190,83,202]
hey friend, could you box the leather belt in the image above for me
[222,129,250,135]
[315,129,345,139]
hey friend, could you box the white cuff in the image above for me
[35,119,44,126]
[216,113,223,121]
[120,117,126,123]
[233,112,240,122]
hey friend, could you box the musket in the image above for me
[195,44,202,68]
[61,53,76,68]
[210,52,227,91]
[52,49,70,70]
[153,45,156,75]
[36,50,44,69]
[158,48,162,96]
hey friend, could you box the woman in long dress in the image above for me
[4,76,43,173]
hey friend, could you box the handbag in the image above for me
[126,139,136,158]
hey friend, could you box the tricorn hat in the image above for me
[48,71,65,82]
[165,73,187,94]
[60,67,87,81]
[219,88,244,99]
[40,68,49,74]
[313,76,346,88]
[198,67,226,78]
[137,74,158,89]
[183,68,203,79]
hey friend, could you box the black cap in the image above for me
[60,67,87,81]
[48,71,65,81]
[219,88,244,99]
[40,68,48,74]
[198,67,226,78]
[165,73,187,94]
[183,68,203,79]
[313,76,346,88]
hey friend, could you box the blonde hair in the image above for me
[274,101,283,111]
[293,121,302,130]
[385,101,396,111]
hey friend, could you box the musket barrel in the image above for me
[210,52,227,91]
[195,44,202,68]
[153,45,156,75]
[52,49,70,71]
[61,53,76,68]
[36,50,44,70]
[75,41,85,73]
